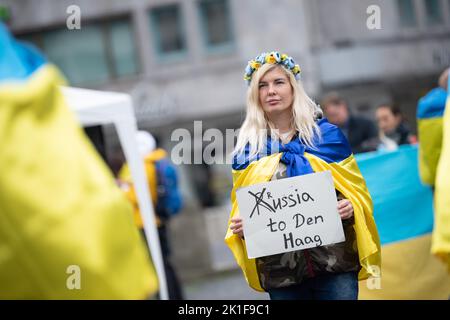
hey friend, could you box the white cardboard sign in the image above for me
[236,170,345,259]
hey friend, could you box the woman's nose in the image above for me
[268,84,276,95]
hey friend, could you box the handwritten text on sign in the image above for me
[236,171,345,259]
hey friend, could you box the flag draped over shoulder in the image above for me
[356,146,450,299]
[417,87,447,186]
[416,75,450,273]
[433,75,450,271]
[0,23,157,299]
[225,119,381,292]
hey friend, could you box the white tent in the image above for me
[62,86,168,300]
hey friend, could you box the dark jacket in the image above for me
[386,122,413,146]
[339,115,378,154]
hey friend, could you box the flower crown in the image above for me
[243,51,301,85]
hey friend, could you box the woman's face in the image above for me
[258,66,294,117]
[376,106,401,134]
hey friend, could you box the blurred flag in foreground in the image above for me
[357,145,450,299]
[0,22,157,299]
[433,75,450,271]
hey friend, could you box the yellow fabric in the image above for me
[118,149,167,228]
[225,153,282,292]
[225,152,381,292]
[433,98,450,271]
[359,234,450,299]
[418,117,443,186]
[0,65,158,299]
[306,154,381,280]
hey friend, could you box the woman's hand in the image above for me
[338,199,354,220]
[230,217,244,239]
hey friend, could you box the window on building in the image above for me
[424,0,443,25]
[198,0,233,50]
[16,17,138,86]
[150,5,186,56]
[109,19,139,77]
[397,0,417,27]
[43,25,110,86]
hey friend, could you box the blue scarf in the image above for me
[232,118,352,178]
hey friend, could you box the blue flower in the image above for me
[256,53,266,64]
[284,57,295,69]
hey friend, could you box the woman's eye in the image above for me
[259,83,267,88]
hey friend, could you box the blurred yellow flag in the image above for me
[0,65,158,299]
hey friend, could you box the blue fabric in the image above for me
[0,22,46,82]
[232,118,352,176]
[268,271,358,300]
[417,87,447,119]
[355,145,434,245]
[155,158,183,218]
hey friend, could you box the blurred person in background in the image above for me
[118,131,184,300]
[376,104,416,151]
[417,68,450,271]
[226,51,380,300]
[322,92,378,153]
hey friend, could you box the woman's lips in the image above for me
[267,100,281,106]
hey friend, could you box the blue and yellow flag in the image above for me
[417,86,447,186]
[225,119,381,292]
[0,23,157,299]
[357,146,450,299]
[433,74,450,271]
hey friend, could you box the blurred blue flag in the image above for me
[356,145,434,245]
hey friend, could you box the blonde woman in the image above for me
[226,52,380,300]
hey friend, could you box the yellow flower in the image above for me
[244,74,251,81]
[292,64,301,74]
[250,60,261,70]
[281,54,288,61]
[265,54,277,64]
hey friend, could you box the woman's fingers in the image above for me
[231,225,243,237]
[337,199,350,209]
[337,200,351,211]
[230,223,242,230]
[338,199,354,219]
[340,211,352,219]
[339,204,352,214]
[230,217,243,233]
[230,217,244,238]
[232,227,243,234]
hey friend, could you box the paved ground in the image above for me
[183,270,269,300]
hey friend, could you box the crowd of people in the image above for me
[320,92,417,154]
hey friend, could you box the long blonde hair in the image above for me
[233,63,322,159]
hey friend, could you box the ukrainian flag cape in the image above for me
[225,119,381,292]
[0,23,157,299]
